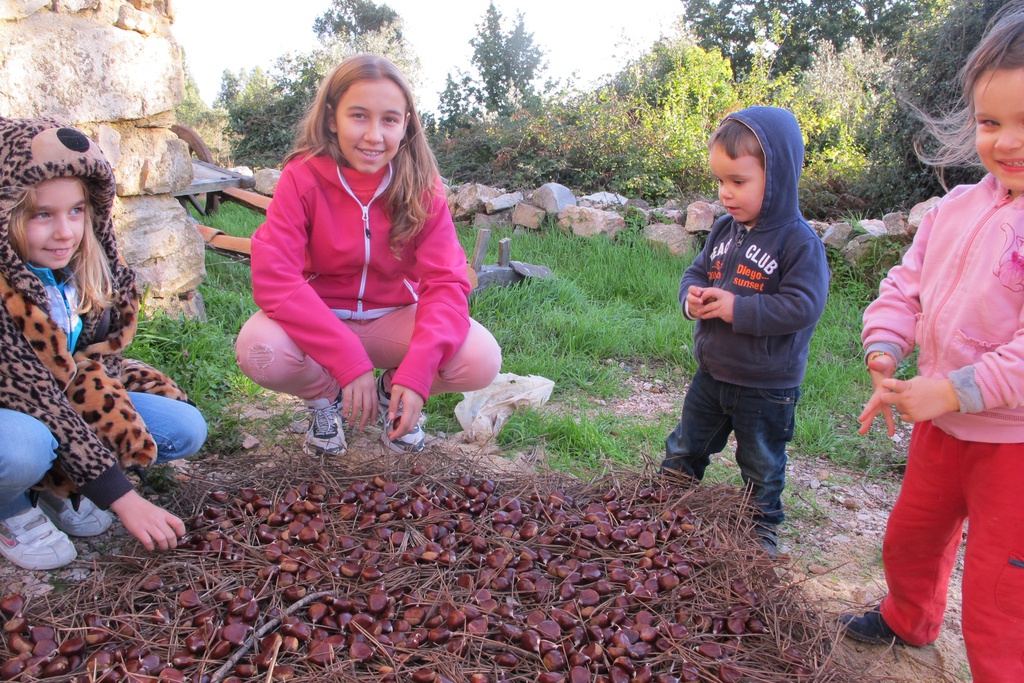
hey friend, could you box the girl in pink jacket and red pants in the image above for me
[235,55,501,457]
[844,6,1024,680]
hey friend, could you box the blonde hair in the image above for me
[917,2,1024,171]
[8,178,114,314]
[287,54,439,250]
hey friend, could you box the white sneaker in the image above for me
[303,395,347,456]
[0,507,77,570]
[37,492,113,537]
[377,373,426,453]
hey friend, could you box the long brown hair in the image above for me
[8,177,114,313]
[917,2,1024,172]
[288,54,439,249]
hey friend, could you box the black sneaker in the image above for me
[840,606,907,645]
[756,525,779,559]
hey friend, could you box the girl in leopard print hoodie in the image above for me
[0,116,207,570]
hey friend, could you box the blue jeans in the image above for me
[663,370,799,529]
[0,393,207,519]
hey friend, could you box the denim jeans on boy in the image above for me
[663,370,799,531]
[0,392,207,519]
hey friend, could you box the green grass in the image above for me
[133,203,904,476]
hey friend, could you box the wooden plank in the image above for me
[172,160,255,198]
[470,228,490,272]
[221,187,272,215]
[497,238,511,267]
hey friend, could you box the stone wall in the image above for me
[0,0,204,317]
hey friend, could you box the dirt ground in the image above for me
[0,374,972,682]
[597,370,973,683]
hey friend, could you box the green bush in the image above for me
[434,34,738,203]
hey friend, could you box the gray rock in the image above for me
[908,196,942,234]
[859,219,887,237]
[0,0,48,20]
[822,222,854,248]
[642,223,694,256]
[512,202,546,230]
[557,205,625,238]
[533,182,577,214]
[807,220,830,238]
[450,183,504,221]
[80,121,191,196]
[579,191,629,207]
[841,234,875,262]
[883,211,909,237]
[116,3,158,34]
[484,191,523,214]
[684,201,715,233]
[113,195,205,299]
[0,15,183,122]
[255,168,282,196]
[473,211,512,229]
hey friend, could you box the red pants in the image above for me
[879,421,1024,682]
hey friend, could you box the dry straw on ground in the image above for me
[1,450,879,683]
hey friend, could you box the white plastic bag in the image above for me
[455,373,555,442]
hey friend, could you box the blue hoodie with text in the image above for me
[680,106,829,389]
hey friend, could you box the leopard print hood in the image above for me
[0,117,188,507]
[0,116,133,307]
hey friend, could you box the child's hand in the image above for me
[689,286,735,323]
[109,490,184,551]
[858,352,898,435]
[341,371,379,429]
[384,384,424,441]
[879,376,958,425]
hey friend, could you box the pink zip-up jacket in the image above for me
[250,154,471,400]
[863,174,1024,443]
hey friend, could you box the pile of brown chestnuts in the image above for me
[0,465,862,682]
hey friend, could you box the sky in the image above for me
[170,0,685,115]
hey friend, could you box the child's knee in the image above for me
[0,424,55,490]
[463,324,502,388]
[237,339,278,382]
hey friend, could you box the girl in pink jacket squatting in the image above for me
[842,5,1024,680]
[235,54,502,456]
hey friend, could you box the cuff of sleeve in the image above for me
[864,341,903,364]
[78,465,134,510]
[683,300,696,321]
[949,366,984,413]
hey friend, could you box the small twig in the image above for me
[210,590,332,683]
[262,636,281,683]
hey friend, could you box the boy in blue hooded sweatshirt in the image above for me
[663,107,829,556]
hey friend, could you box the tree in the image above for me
[175,63,232,165]
[437,70,481,135]
[470,2,543,114]
[438,2,544,132]
[682,0,946,75]
[216,3,420,168]
[313,0,401,44]
[861,0,1003,207]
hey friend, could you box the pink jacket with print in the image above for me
[250,154,471,400]
[863,174,1024,443]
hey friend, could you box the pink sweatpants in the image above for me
[235,307,502,402]
[879,420,1024,682]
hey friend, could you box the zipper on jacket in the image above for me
[336,164,392,315]
[927,195,1011,355]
